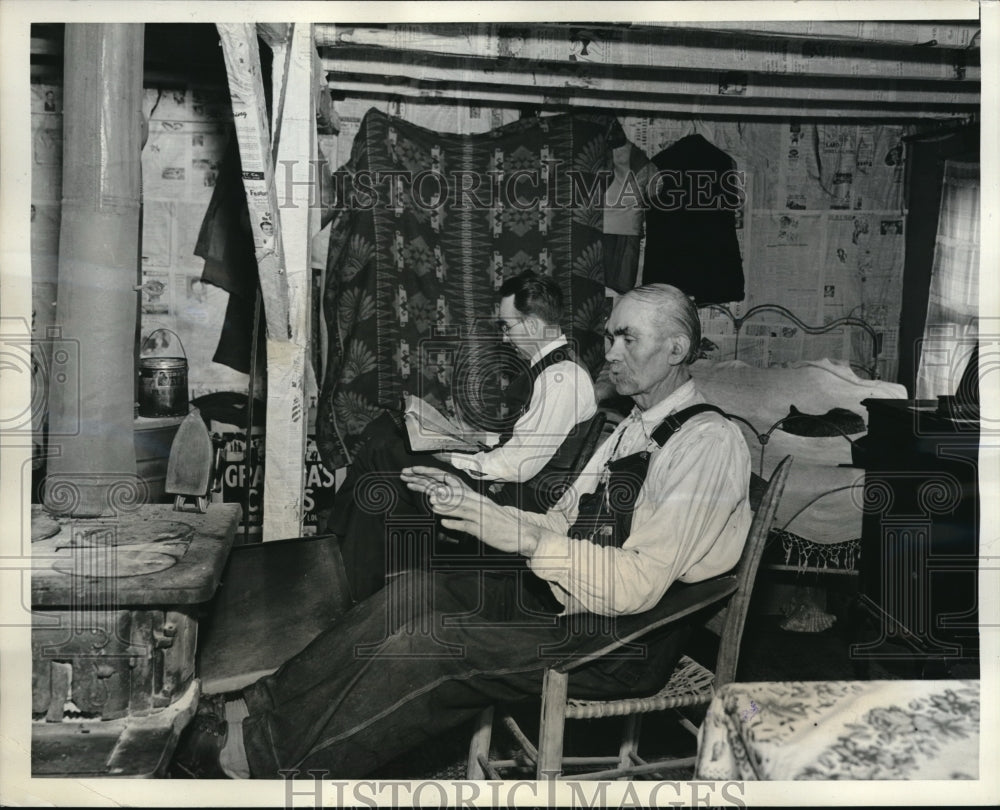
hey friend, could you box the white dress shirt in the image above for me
[517,379,752,616]
[448,336,597,483]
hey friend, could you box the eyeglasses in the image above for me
[496,318,525,335]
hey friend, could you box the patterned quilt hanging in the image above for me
[315,107,626,470]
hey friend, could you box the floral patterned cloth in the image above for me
[315,108,621,470]
[695,679,980,780]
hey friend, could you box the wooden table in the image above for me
[695,679,980,780]
[31,503,241,777]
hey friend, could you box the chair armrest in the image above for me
[550,574,739,674]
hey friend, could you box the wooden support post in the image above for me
[265,24,320,540]
[255,23,292,49]
[216,24,291,341]
[218,23,320,540]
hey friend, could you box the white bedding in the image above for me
[690,358,907,545]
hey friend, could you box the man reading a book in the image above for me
[173,283,751,780]
[332,270,597,602]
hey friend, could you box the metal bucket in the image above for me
[138,329,189,418]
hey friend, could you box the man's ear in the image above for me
[667,335,691,365]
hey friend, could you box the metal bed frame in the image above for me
[699,302,881,575]
[700,303,883,381]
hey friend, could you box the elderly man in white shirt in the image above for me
[413,282,751,616]
[173,283,751,780]
[332,270,597,602]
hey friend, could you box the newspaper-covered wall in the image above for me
[621,116,905,380]
[30,83,251,405]
[137,86,250,399]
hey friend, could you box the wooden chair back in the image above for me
[714,454,793,688]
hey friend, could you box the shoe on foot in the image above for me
[171,692,231,778]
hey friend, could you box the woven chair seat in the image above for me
[564,655,715,720]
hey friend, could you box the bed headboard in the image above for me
[698,303,883,380]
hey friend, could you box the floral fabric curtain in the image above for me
[916,159,980,400]
[315,108,621,469]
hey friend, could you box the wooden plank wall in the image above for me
[316,21,980,120]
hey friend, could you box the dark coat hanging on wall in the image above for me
[194,136,259,374]
[642,133,745,304]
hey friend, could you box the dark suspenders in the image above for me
[568,403,729,547]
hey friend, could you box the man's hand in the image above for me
[400,466,540,556]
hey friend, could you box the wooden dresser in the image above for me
[851,399,979,675]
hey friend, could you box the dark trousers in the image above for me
[241,568,691,778]
[332,413,521,603]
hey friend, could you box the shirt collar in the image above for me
[626,378,702,427]
[528,334,568,367]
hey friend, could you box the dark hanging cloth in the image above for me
[193,136,259,373]
[642,134,745,304]
[315,108,626,471]
[602,142,656,293]
[602,233,642,293]
[193,46,271,375]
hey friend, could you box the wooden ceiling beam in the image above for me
[321,57,978,109]
[315,23,980,83]
[577,21,982,49]
[325,76,974,121]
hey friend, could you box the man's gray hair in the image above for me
[621,284,701,364]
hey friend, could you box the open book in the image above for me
[402,394,500,453]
